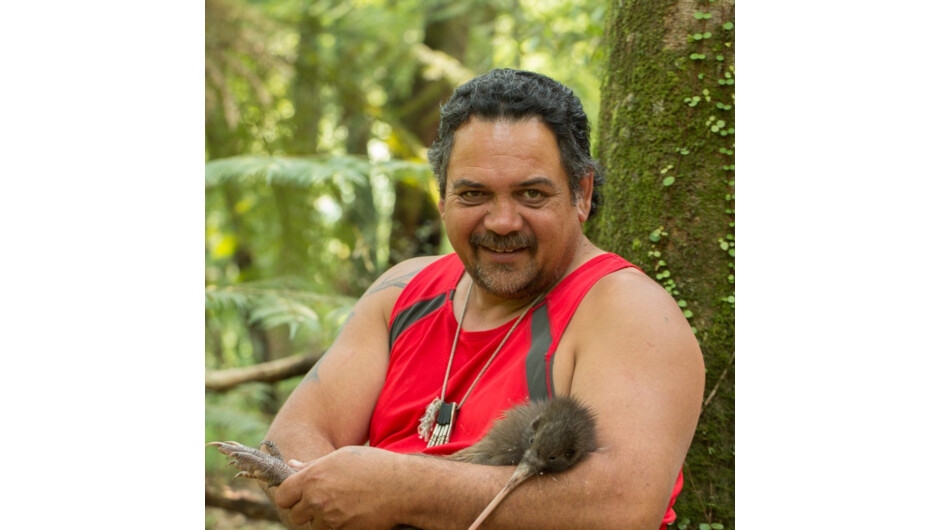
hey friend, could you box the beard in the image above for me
[466,231,562,299]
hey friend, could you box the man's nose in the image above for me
[483,198,524,235]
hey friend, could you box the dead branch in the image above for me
[205,482,281,522]
[702,350,735,410]
[206,351,323,392]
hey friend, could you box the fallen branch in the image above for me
[205,483,281,522]
[206,351,323,392]
[702,350,735,410]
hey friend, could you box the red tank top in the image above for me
[369,252,681,528]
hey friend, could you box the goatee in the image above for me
[467,232,557,299]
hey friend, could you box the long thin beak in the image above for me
[467,464,534,530]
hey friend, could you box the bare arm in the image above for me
[258,255,441,528]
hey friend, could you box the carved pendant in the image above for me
[427,401,458,448]
[418,397,443,442]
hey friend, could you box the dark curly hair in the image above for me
[428,68,604,218]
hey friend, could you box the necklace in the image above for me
[417,278,547,447]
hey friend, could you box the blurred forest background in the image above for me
[205,0,734,528]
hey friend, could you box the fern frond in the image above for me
[205,154,432,189]
[247,299,319,340]
[205,282,356,309]
[206,282,355,340]
[205,155,365,188]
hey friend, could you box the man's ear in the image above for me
[438,197,445,218]
[576,171,594,222]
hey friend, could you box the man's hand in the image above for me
[274,445,406,529]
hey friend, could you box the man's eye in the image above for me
[522,189,545,200]
[459,190,485,200]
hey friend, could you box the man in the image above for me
[261,69,704,529]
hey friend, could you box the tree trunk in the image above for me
[289,11,322,154]
[588,0,735,527]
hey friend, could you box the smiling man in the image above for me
[443,117,583,301]
[260,69,705,529]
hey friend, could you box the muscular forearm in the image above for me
[231,434,672,529]
[397,450,670,530]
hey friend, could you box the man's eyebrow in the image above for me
[449,176,559,191]
[451,178,485,189]
[518,177,556,188]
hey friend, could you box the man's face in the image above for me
[438,117,592,299]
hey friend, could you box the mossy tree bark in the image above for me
[587,0,735,526]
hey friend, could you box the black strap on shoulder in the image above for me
[525,302,554,400]
[388,291,452,353]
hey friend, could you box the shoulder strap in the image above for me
[525,253,637,400]
[387,254,463,352]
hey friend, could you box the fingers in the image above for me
[273,470,305,510]
[277,477,319,528]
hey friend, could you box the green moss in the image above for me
[590,0,735,526]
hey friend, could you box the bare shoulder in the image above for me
[359,255,450,323]
[577,266,700,362]
[555,264,704,398]
[363,255,447,298]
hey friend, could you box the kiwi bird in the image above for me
[209,395,598,529]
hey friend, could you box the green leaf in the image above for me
[684,309,694,319]
[723,22,734,30]
[663,176,676,187]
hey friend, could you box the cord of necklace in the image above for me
[439,280,472,403]
[440,279,546,411]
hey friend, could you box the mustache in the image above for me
[470,231,536,251]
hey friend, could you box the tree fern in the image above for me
[206,281,355,341]
[205,154,431,189]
